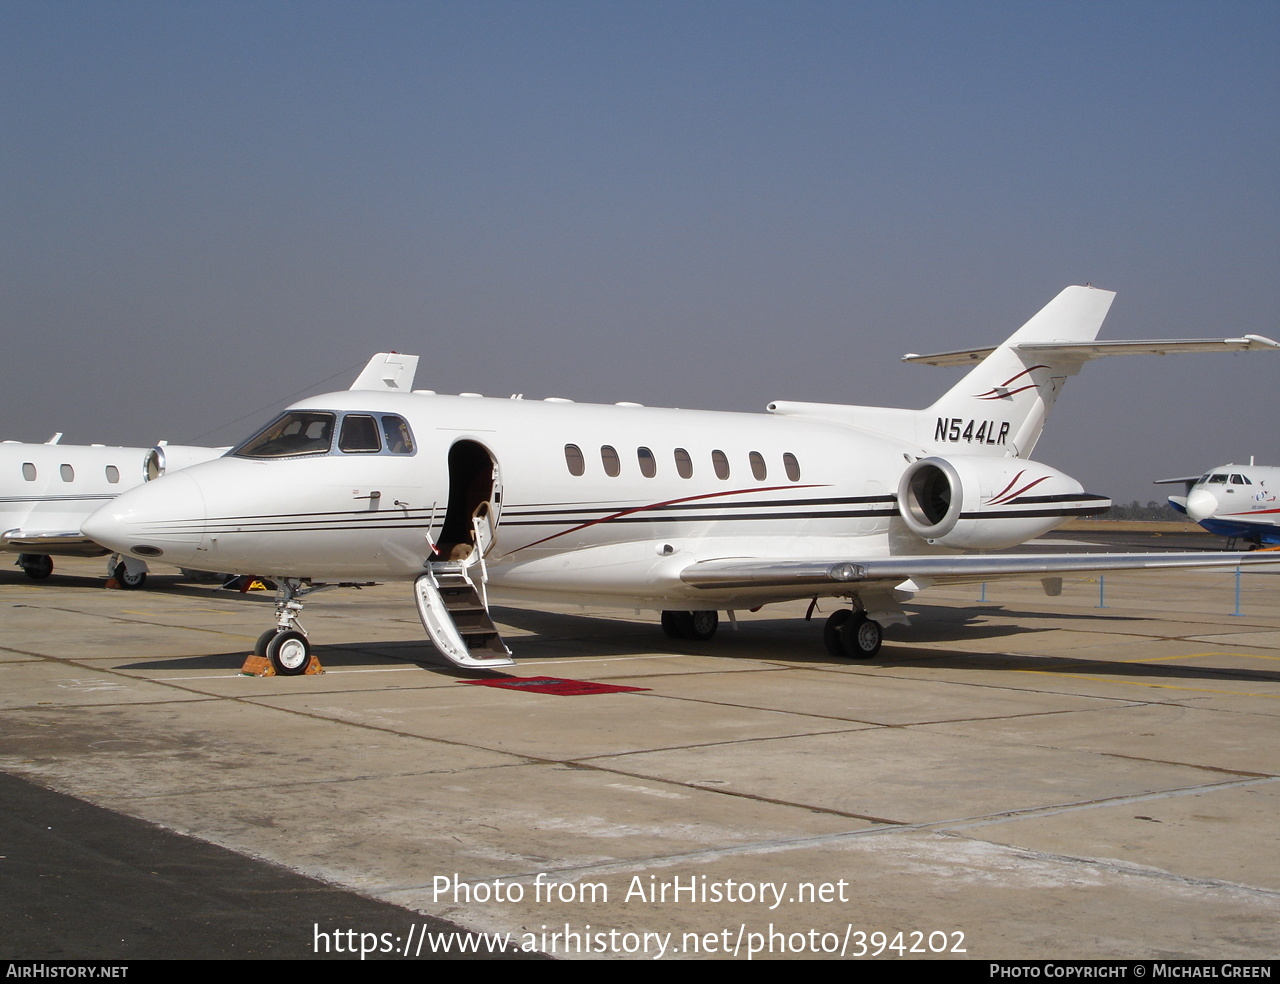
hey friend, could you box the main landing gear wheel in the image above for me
[823,609,852,657]
[19,554,53,580]
[823,609,883,659]
[263,629,311,676]
[660,610,719,641]
[112,562,146,590]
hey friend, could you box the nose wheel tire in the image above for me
[112,562,147,590]
[824,609,882,659]
[263,629,311,676]
[254,628,281,658]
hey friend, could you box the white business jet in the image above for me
[1158,461,1280,548]
[2,357,425,587]
[0,437,224,586]
[82,287,1280,674]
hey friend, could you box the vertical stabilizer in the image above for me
[350,352,420,392]
[925,285,1115,457]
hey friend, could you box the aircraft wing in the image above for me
[1,529,110,556]
[903,334,1280,367]
[679,550,1278,592]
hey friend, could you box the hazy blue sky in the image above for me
[3,0,1276,501]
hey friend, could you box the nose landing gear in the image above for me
[255,627,312,676]
[245,578,320,676]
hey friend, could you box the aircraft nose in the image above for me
[83,471,207,567]
[1184,488,1218,523]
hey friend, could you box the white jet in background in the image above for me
[83,288,1279,673]
[0,437,224,587]
[0,354,418,588]
[1159,461,1280,548]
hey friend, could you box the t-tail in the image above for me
[770,284,1272,458]
[918,285,1116,458]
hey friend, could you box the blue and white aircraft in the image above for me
[1160,462,1280,548]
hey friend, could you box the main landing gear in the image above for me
[823,608,883,659]
[18,554,53,580]
[661,609,719,641]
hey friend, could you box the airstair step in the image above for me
[414,566,513,669]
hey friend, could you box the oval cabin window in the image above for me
[600,445,621,478]
[711,450,730,480]
[564,444,585,476]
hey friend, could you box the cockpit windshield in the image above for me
[234,411,417,459]
[234,412,336,458]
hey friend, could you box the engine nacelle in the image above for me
[897,455,1105,550]
[144,444,226,482]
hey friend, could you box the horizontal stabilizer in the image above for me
[905,334,1280,367]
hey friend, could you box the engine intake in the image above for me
[897,455,1100,549]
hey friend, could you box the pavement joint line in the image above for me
[91,760,539,801]
[933,775,1280,833]
[1119,651,1280,663]
[933,830,1280,902]
[9,603,259,637]
[615,688,1133,729]
[372,782,1280,904]
[516,653,722,666]
[152,666,428,680]
[1011,669,1280,698]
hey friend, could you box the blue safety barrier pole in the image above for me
[1096,575,1106,609]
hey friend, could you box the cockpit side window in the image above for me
[234,411,336,458]
[339,415,382,453]
[235,410,416,459]
[382,415,415,454]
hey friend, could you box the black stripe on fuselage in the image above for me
[129,494,1103,538]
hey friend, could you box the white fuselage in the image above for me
[0,442,223,557]
[82,389,1099,609]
